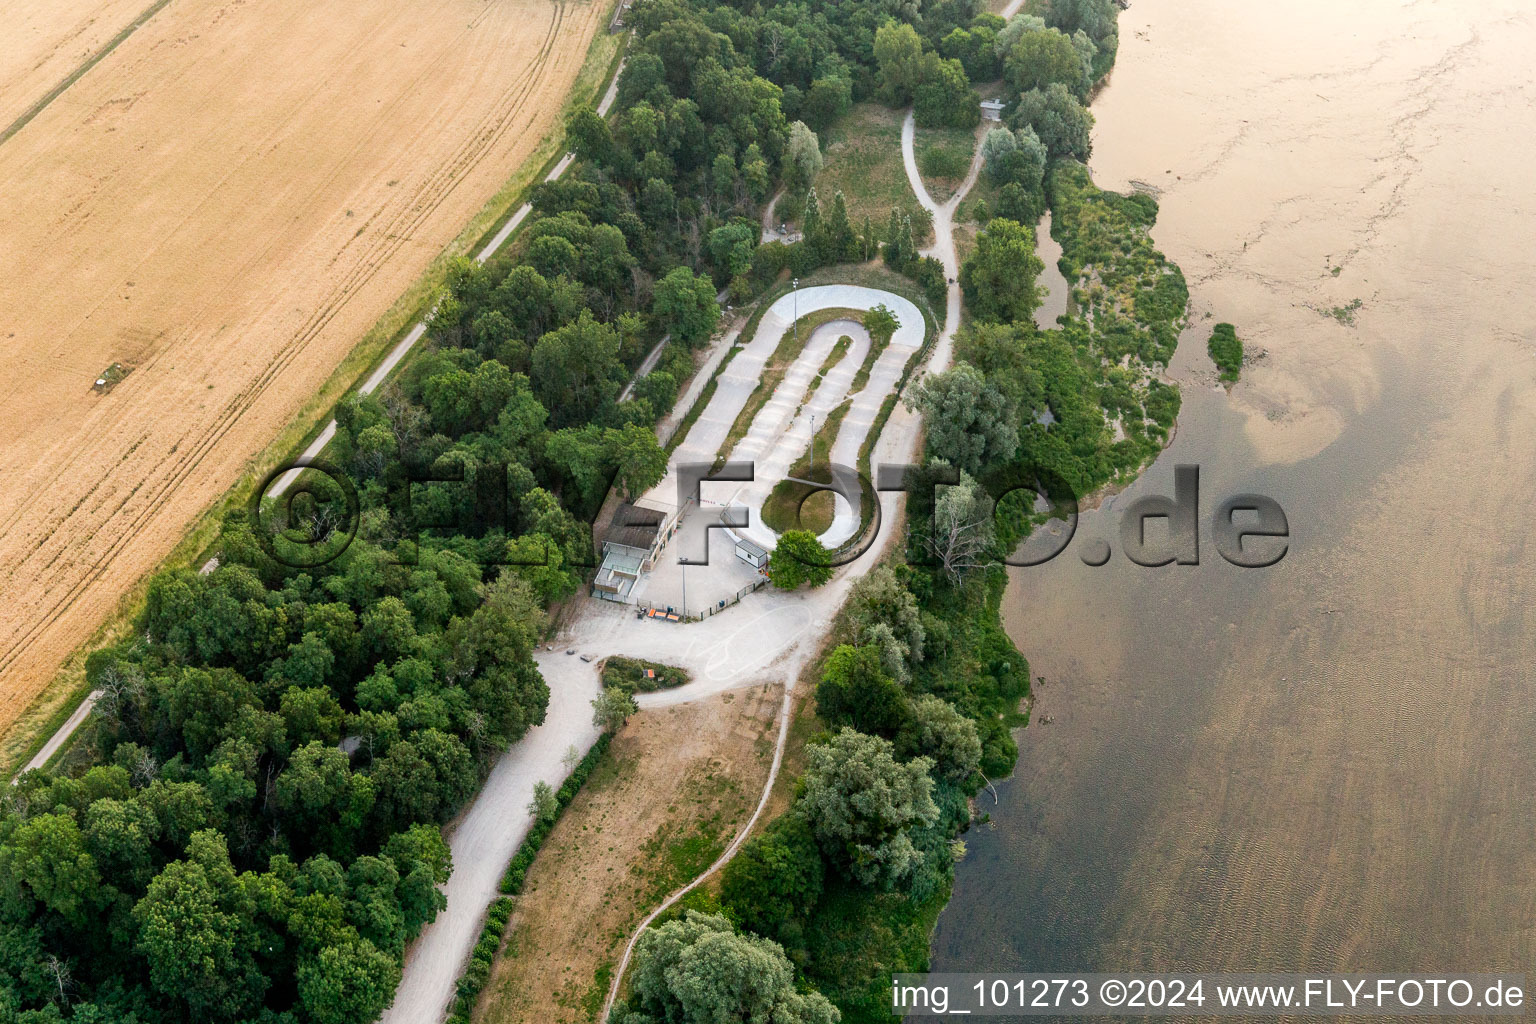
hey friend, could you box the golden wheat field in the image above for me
[0,0,610,738]
[1,0,152,135]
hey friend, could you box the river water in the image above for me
[934,0,1536,993]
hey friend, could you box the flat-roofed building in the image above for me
[592,497,682,600]
[734,537,770,570]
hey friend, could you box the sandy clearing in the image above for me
[475,685,781,1024]
[0,0,611,730]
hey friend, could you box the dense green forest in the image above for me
[0,0,866,1018]
[0,0,1172,1021]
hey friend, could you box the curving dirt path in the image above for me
[901,107,987,365]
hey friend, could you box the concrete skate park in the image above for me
[593,284,928,619]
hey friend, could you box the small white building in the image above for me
[734,537,770,570]
[980,98,1006,122]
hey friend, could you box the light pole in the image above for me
[679,495,692,619]
[792,277,799,345]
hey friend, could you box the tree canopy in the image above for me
[800,728,939,889]
[617,912,840,1024]
[769,530,834,590]
[908,363,1020,477]
[959,217,1045,324]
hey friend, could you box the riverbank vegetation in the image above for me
[707,560,1029,1024]
[1208,322,1243,382]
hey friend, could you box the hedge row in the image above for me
[441,732,614,1024]
[501,732,613,895]
[445,895,515,1024]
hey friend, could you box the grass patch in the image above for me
[816,103,932,247]
[1207,322,1243,382]
[848,324,891,394]
[913,120,979,203]
[760,401,852,535]
[1328,298,1364,325]
[815,334,853,382]
[637,819,730,905]
[601,656,690,693]
[476,688,779,1024]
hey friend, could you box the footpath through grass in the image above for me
[816,103,933,247]
[914,120,981,204]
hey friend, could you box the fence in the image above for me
[630,577,768,622]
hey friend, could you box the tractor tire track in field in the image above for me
[0,0,180,149]
[0,3,588,691]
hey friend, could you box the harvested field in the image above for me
[0,0,152,138]
[475,686,782,1024]
[0,0,611,734]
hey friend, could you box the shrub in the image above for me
[719,812,825,944]
[601,656,689,692]
[1208,322,1243,381]
[919,144,970,181]
[499,734,611,894]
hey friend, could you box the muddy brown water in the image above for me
[933,0,1536,993]
[1033,210,1069,330]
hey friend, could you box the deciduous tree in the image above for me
[768,530,833,590]
[652,267,721,347]
[592,686,638,733]
[718,813,824,941]
[815,644,908,737]
[620,911,838,1024]
[908,695,983,781]
[785,121,822,192]
[907,363,1019,477]
[527,781,558,823]
[959,217,1044,324]
[800,728,939,889]
[929,469,997,585]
